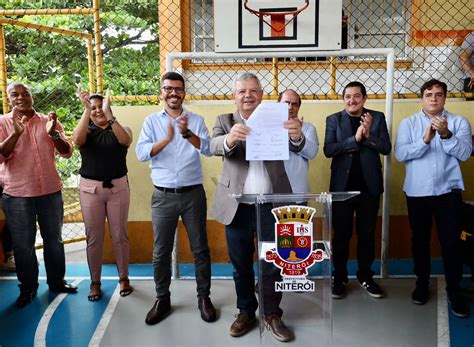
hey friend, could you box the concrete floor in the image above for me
[25,242,469,346]
[97,279,440,347]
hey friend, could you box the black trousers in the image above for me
[406,191,463,293]
[332,193,380,282]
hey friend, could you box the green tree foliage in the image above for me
[0,0,160,181]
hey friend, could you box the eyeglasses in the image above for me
[161,86,185,94]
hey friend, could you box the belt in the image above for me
[154,184,200,194]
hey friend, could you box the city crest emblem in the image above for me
[265,205,325,292]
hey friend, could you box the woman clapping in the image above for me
[73,87,133,301]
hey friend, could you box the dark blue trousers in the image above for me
[226,203,283,317]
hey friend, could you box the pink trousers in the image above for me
[79,176,130,281]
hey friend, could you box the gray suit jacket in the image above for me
[323,108,391,196]
[210,112,292,225]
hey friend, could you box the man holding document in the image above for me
[210,72,303,342]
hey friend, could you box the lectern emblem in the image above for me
[265,205,325,292]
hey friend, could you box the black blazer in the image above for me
[323,109,391,196]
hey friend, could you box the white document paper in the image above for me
[245,103,289,161]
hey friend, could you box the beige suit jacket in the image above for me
[210,112,292,225]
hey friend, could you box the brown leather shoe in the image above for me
[265,315,292,342]
[145,298,171,325]
[198,297,217,322]
[229,313,256,337]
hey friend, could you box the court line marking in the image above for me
[88,283,121,347]
[437,277,450,347]
[34,279,83,347]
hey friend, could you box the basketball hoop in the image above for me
[243,0,309,37]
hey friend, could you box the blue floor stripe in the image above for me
[0,258,461,278]
[46,280,116,347]
[449,278,474,347]
[0,282,62,347]
[1,259,473,347]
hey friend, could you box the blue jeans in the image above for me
[226,203,283,316]
[3,191,66,292]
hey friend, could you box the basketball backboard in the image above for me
[214,0,343,52]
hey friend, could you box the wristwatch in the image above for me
[49,131,61,140]
[107,116,117,126]
[291,133,304,143]
[182,129,193,139]
[440,130,453,139]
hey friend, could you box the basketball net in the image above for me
[243,0,309,37]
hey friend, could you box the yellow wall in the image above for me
[114,99,474,221]
[415,0,473,31]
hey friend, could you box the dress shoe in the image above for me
[265,314,293,342]
[145,298,171,325]
[16,288,38,308]
[49,281,78,294]
[412,285,429,305]
[448,292,470,318]
[229,312,256,337]
[198,297,217,322]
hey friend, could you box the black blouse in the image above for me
[79,124,128,187]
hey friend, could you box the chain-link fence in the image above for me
[162,0,473,99]
[0,0,472,246]
[0,0,159,246]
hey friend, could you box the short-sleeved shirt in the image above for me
[0,111,73,197]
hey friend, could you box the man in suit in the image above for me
[324,81,391,299]
[210,72,303,342]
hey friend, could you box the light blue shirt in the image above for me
[284,122,319,193]
[394,109,472,197]
[135,108,211,188]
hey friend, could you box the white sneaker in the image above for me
[3,255,16,272]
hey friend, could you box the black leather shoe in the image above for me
[49,281,78,294]
[16,289,38,308]
[145,298,171,325]
[412,285,429,305]
[448,292,470,318]
[198,297,217,322]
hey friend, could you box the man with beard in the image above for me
[0,82,77,307]
[324,81,391,300]
[136,72,216,325]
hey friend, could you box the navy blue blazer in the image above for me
[323,108,391,196]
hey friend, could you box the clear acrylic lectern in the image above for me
[233,192,359,346]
